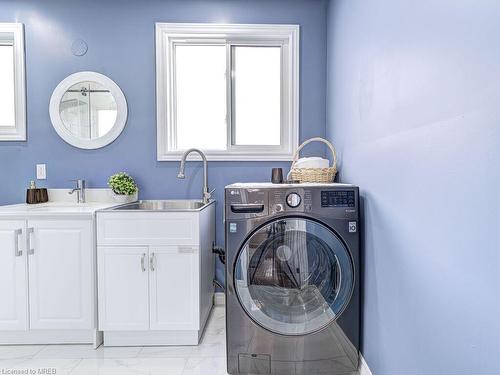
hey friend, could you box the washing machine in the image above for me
[225,183,360,375]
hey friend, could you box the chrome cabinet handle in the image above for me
[14,229,22,257]
[150,252,156,271]
[27,227,34,255]
[140,253,146,272]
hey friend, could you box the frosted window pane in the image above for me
[233,46,281,146]
[0,45,15,127]
[175,45,227,150]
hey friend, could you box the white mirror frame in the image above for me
[49,71,128,149]
[0,23,26,141]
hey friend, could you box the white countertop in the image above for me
[0,189,121,218]
[0,201,119,218]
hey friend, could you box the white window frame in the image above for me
[0,23,26,141]
[155,23,299,161]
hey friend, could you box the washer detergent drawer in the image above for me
[225,189,269,219]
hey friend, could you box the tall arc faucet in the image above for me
[177,148,213,204]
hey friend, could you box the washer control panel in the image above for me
[227,185,358,219]
[321,190,355,208]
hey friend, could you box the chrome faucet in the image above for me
[177,149,213,204]
[69,179,86,203]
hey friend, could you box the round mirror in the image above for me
[50,72,127,149]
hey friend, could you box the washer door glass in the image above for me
[234,217,354,336]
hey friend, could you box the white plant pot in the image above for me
[110,191,138,204]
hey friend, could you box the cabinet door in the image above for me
[0,221,28,330]
[98,246,149,331]
[27,220,93,330]
[149,246,199,331]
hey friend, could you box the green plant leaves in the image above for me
[108,172,138,195]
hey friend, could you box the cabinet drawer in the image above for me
[97,212,199,246]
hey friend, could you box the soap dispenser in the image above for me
[26,181,38,204]
[26,181,48,204]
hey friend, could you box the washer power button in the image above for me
[349,222,357,233]
[286,193,302,208]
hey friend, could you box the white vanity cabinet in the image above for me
[98,246,150,331]
[148,245,200,331]
[0,221,28,331]
[96,202,215,346]
[0,200,114,346]
[27,220,93,331]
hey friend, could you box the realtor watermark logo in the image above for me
[1,368,57,374]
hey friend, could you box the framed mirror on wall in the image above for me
[0,23,26,141]
[49,71,128,149]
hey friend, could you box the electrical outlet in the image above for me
[36,164,46,180]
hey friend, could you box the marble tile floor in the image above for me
[0,307,360,375]
[0,306,227,375]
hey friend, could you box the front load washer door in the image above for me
[234,217,354,336]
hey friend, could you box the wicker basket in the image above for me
[289,137,337,183]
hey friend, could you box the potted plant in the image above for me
[108,172,138,203]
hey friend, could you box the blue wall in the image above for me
[327,0,500,374]
[0,0,328,285]
[5,1,497,371]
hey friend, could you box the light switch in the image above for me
[36,164,46,180]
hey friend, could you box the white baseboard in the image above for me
[359,354,373,375]
[214,292,225,306]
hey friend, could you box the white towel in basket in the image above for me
[294,157,330,169]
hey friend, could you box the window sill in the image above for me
[0,129,26,141]
[157,150,295,161]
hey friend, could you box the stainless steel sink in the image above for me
[111,200,210,211]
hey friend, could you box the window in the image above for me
[232,46,282,146]
[0,23,26,141]
[156,23,299,160]
[175,45,227,150]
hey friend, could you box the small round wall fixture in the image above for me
[71,39,88,56]
[49,71,128,149]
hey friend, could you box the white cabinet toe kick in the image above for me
[0,330,102,347]
[103,325,209,347]
[96,204,216,346]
